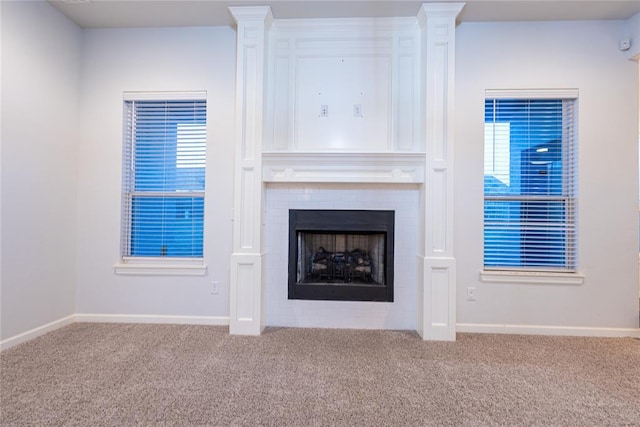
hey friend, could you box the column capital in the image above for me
[229,6,273,27]
[417,2,465,27]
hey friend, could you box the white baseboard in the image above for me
[4,316,637,352]
[75,313,230,326]
[457,323,640,338]
[0,314,76,351]
[1,314,230,352]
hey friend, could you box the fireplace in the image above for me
[288,209,394,302]
[228,5,460,338]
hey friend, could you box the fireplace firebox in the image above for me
[288,210,394,302]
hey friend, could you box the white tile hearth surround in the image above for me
[265,183,419,329]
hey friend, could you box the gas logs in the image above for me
[309,247,373,283]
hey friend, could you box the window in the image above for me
[484,91,577,272]
[121,94,206,260]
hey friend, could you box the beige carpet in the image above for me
[1,323,639,426]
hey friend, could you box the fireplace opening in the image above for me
[288,210,394,302]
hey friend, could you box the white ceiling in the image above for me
[48,0,640,29]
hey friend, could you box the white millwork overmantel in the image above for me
[229,3,465,340]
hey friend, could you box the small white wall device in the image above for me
[619,39,631,51]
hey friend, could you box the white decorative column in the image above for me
[229,6,272,335]
[416,3,464,341]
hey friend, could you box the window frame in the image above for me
[114,91,208,276]
[480,89,583,284]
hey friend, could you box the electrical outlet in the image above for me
[467,287,476,301]
[320,104,328,117]
[211,281,219,295]
[354,104,363,117]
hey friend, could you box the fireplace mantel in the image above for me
[229,3,464,341]
[262,152,425,184]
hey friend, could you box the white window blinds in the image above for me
[484,93,577,271]
[121,97,207,258]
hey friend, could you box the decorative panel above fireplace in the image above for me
[288,209,394,302]
[264,18,421,152]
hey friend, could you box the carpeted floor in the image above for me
[1,323,639,426]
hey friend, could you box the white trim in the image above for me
[480,270,585,285]
[229,6,271,337]
[457,323,640,338]
[415,3,461,341]
[75,314,229,326]
[485,88,579,99]
[262,152,425,184]
[122,90,207,101]
[1,314,230,351]
[229,5,274,24]
[0,314,75,351]
[418,2,465,18]
[114,257,207,276]
[3,315,637,351]
[273,16,419,33]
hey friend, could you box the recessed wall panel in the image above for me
[240,168,255,249]
[296,37,393,51]
[271,56,290,150]
[243,45,258,161]
[432,168,447,253]
[396,54,415,151]
[237,263,255,321]
[295,55,391,151]
[430,266,449,326]
[432,43,448,162]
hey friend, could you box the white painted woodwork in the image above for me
[262,152,426,183]
[231,4,463,340]
[229,6,272,335]
[416,3,464,341]
[265,18,420,153]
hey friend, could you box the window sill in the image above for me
[480,270,585,285]
[114,257,207,276]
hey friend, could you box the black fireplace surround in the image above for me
[288,209,394,302]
